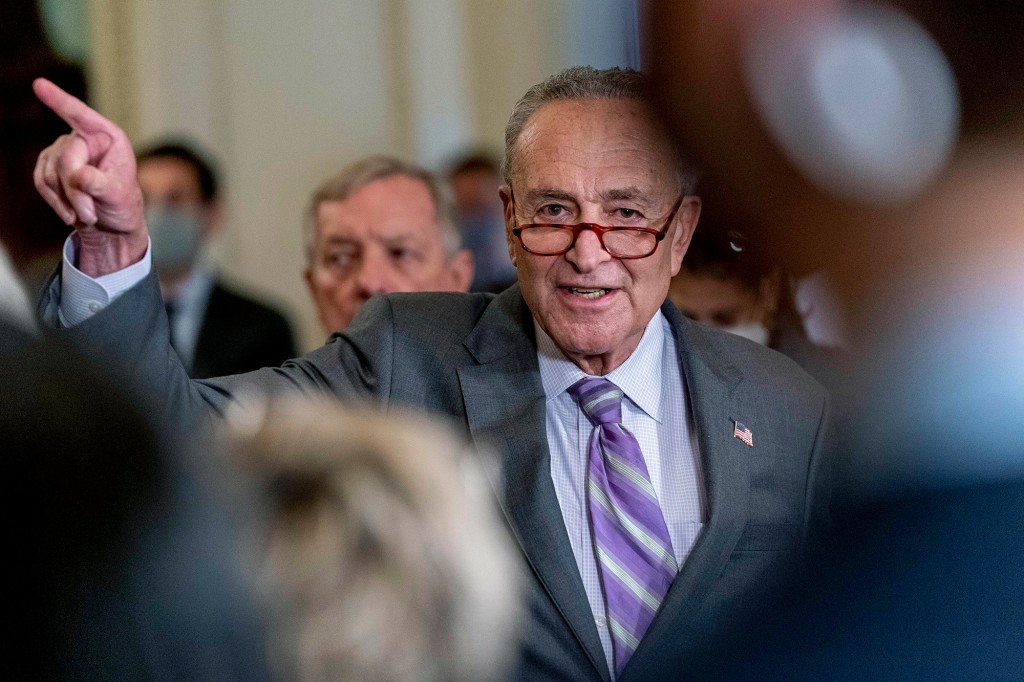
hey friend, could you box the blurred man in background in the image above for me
[303,156,473,335]
[138,140,297,377]
[446,152,516,293]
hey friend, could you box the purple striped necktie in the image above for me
[569,376,677,674]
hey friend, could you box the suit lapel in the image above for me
[458,286,609,681]
[626,304,750,675]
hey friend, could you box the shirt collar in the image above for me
[536,310,667,422]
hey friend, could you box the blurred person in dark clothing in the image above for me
[137,140,297,378]
[2,327,268,680]
[447,152,516,293]
[647,0,1024,678]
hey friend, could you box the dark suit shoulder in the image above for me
[206,280,293,327]
[191,279,298,379]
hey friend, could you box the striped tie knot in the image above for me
[568,377,623,427]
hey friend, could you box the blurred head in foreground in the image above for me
[4,337,266,680]
[647,0,1024,306]
[222,396,521,682]
[647,0,1024,490]
[646,3,1024,677]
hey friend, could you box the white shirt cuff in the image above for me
[59,234,153,327]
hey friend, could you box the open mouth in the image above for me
[564,286,612,300]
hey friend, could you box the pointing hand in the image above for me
[33,78,148,276]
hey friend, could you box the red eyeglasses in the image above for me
[511,195,682,259]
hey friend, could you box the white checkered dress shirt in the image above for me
[537,311,706,678]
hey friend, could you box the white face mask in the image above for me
[723,322,770,346]
[146,206,205,274]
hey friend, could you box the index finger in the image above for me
[33,78,117,137]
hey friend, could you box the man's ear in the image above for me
[303,266,316,299]
[670,196,702,276]
[304,266,332,334]
[446,249,475,292]
[499,185,514,222]
[499,185,518,267]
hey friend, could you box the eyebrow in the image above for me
[522,188,576,204]
[322,236,359,247]
[381,235,424,248]
[600,187,649,203]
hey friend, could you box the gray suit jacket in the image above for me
[43,271,832,682]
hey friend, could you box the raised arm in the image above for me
[32,78,148,277]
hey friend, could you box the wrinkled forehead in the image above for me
[513,99,682,199]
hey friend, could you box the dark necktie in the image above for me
[568,377,677,674]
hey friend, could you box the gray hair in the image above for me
[501,66,696,193]
[223,395,522,682]
[304,156,462,264]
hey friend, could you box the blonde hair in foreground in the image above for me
[222,396,521,682]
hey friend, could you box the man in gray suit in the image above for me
[33,66,832,681]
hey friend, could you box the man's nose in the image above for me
[355,254,396,297]
[565,228,612,272]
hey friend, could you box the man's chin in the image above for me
[547,328,619,363]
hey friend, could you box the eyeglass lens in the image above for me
[520,225,658,257]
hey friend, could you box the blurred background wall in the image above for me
[5,0,640,350]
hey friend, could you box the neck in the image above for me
[563,329,646,376]
[568,351,631,376]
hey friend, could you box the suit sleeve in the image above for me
[39,268,395,429]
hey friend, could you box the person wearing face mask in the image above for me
[137,141,297,378]
[669,211,846,395]
[446,152,517,293]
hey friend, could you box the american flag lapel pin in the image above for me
[733,420,753,447]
